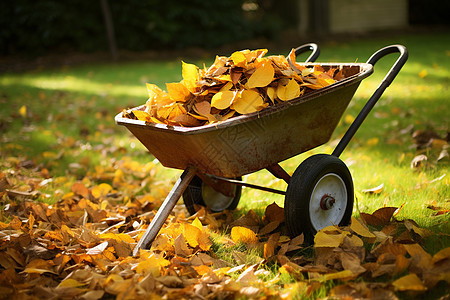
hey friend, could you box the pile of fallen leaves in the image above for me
[123,48,344,127]
[1,166,449,300]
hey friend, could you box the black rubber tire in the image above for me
[183,175,242,216]
[284,154,354,243]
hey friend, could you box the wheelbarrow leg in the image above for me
[132,165,197,256]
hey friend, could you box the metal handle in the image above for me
[294,42,320,63]
[332,45,408,157]
[366,44,408,88]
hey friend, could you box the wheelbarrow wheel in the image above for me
[285,154,353,243]
[183,175,242,216]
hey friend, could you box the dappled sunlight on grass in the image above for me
[1,75,146,98]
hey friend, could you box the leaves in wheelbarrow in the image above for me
[123,48,347,127]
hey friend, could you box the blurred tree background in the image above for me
[0,0,298,57]
[0,0,448,57]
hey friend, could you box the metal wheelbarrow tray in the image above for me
[117,63,371,178]
[115,44,408,255]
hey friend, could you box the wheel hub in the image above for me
[309,173,348,231]
[320,194,336,210]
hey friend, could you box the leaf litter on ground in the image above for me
[1,162,449,299]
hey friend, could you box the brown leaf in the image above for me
[403,243,433,272]
[0,171,11,192]
[432,247,450,264]
[264,202,284,223]
[371,239,406,258]
[339,252,366,275]
[360,207,397,227]
[258,221,280,236]
[174,234,192,257]
[236,265,260,285]
[264,232,280,260]
[71,182,90,199]
[394,255,410,275]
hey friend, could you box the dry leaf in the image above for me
[231,226,258,244]
[314,230,345,248]
[350,217,376,238]
[264,202,284,223]
[246,61,274,88]
[360,207,398,227]
[264,232,280,260]
[392,273,427,292]
[361,183,384,194]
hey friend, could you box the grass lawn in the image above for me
[0,31,449,298]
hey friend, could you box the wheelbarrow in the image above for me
[115,44,408,255]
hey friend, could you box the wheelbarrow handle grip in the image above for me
[332,44,408,157]
[366,44,409,88]
[294,43,320,63]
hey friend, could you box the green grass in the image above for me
[1,32,449,244]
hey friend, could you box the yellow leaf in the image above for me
[247,61,274,88]
[182,61,198,82]
[350,217,375,238]
[392,274,427,291]
[100,233,135,244]
[344,114,355,124]
[19,105,27,118]
[323,270,355,281]
[231,226,258,244]
[193,265,212,276]
[58,278,86,288]
[166,82,191,102]
[314,231,345,248]
[183,223,202,248]
[136,253,169,277]
[231,89,266,114]
[211,90,237,110]
[418,69,428,78]
[276,79,300,101]
[132,110,152,122]
[317,77,335,87]
[230,51,247,67]
[22,267,57,274]
[432,247,450,264]
[266,86,276,103]
[182,61,199,92]
[23,259,56,274]
[146,83,168,103]
[61,224,75,237]
[192,217,203,231]
[366,137,379,146]
[91,183,112,199]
